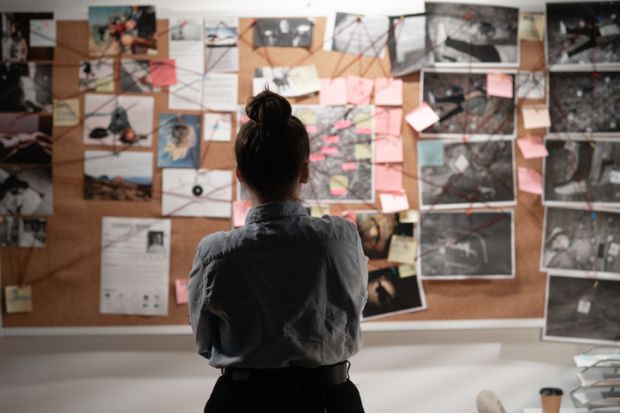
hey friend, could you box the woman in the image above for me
[188,90,368,413]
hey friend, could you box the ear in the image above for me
[235,167,244,183]
[299,161,309,184]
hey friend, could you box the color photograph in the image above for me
[88,5,157,56]
[157,113,201,168]
[363,265,426,320]
[79,59,115,92]
[84,150,153,201]
[356,211,414,260]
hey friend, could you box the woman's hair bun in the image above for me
[245,89,292,132]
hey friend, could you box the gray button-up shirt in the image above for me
[188,201,368,369]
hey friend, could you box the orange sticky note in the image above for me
[487,72,513,98]
[346,76,374,105]
[375,107,403,136]
[150,59,177,87]
[175,279,189,305]
[375,135,403,163]
[380,190,409,213]
[406,103,439,132]
[376,164,403,192]
[522,105,551,129]
[233,199,252,227]
[374,77,403,106]
[320,78,348,106]
[518,167,543,195]
[517,136,548,159]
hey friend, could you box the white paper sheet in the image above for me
[203,73,238,112]
[169,73,204,111]
[169,17,204,73]
[203,113,232,142]
[162,169,233,217]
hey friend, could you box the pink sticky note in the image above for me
[374,77,403,106]
[306,125,318,134]
[376,164,403,192]
[323,135,340,145]
[380,190,409,213]
[487,72,513,98]
[355,128,372,134]
[340,210,357,225]
[346,76,374,105]
[406,103,440,132]
[518,167,543,195]
[320,78,348,106]
[375,107,403,136]
[309,153,326,162]
[233,199,252,227]
[375,135,403,163]
[517,136,548,159]
[321,146,339,155]
[175,279,189,305]
[522,105,551,129]
[331,187,348,196]
[334,119,352,130]
[342,162,357,171]
[150,59,177,87]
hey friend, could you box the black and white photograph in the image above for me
[0,63,52,113]
[548,71,620,138]
[421,69,516,138]
[387,14,427,77]
[253,18,313,48]
[418,138,516,210]
[120,59,161,93]
[517,71,545,99]
[546,2,620,68]
[325,12,389,57]
[544,139,620,209]
[0,216,47,248]
[204,17,239,73]
[147,230,166,254]
[425,2,519,66]
[79,59,115,92]
[542,207,620,277]
[1,13,55,62]
[253,65,320,98]
[419,211,514,279]
[356,211,414,259]
[0,166,53,216]
[0,114,52,164]
[363,265,426,320]
[545,274,620,345]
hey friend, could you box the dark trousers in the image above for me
[204,375,365,413]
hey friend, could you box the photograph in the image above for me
[0,216,47,248]
[204,17,238,73]
[84,150,152,201]
[325,12,389,57]
[0,63,52,113]
[419,211,514,279]
[387,14,427,77]
[0,114,52,164]
[0,165,53,216]
[418,138,516,210]
[548,71,620,138]
[356,211,414,259]
[253,65,320,98]
[546,2,620,68]
[170,18,201,42]
[161,168,232,217]
[83,94,155,147]
[363,265,426,320]
[420,69,516,138]
[157,113,200,168]
[253,18,313,48]
[1,13,55,61]
[544,139,620,209]
[120,59,161,93]
[79,59,115,92]
[542,207,620,277]
[425,2,519,66]
[88,5,157,56]
[545,274,620,345]
[146,230,166,254]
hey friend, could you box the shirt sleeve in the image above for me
[355,228,370,309]
[188,242,215,359]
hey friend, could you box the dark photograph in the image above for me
[421,70,515,138]
[387,14,427,77]
[0,216,47,248]
[0,114,52,164]
[546,2,620,68]
[356,212,414,259]
[0,63,52,113]
[426,2,519,65]
[363,265,425,320]
[253,18,313,48]
[545,274,620,345]
[419,211,514,279]
[1,13,55,61]
[544,139,620,208]
[542,207,620,277]
[418,139,516,209]
[0,166,53,216]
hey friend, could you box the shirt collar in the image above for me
[246,201,309,224]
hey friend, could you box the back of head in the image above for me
[235,90,309,201]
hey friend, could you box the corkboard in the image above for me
[1,18,548,328]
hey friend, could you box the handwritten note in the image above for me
[175,279,189,305]
[517,136,548,159]
[346,76,374,105]
[150,59,177,87]
[5,285,33,314]
[518,167,543,195]
[406,103,439,132]
[375,107,403,136]
[376,164,403,192]
[232,199,252,227]
[387,235,417,265]
[487,72,513,98]
[522,105,551,129]
[380,191,409,213]
[374,77,403,106]
[53,98,80,127]
[354,144,372,160]
[376,135,403,163]
[417,140,444,167]
[320,78,348,105]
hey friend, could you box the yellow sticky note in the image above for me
[310,205,330,217]
[354,144,372,160]
[399,210,419,224]
[5,285,33,314]
[295,109,317,125]
[387,235,416,265]
[94,76,114,92]
[53,99,80,127]
[354,112,372,129]
[330,175,349,191]
[398,264,417,278]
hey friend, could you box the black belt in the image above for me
[222,361,350,386]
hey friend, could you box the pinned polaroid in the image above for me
[363,265,426,320]
[4,285,33,314]
[355,211,414,260]
[84,150,153,201]
[161,169,232,217]
[157,113,201,168]
[204,17,239,73]
[203,113,232,142]
[79,59,114,92]
[0,63,53,113]
[120,59,161,92]
[325,12,389,58]
[253,18,314,48]
[53,99,80,127]
[0,166,53,215]
[0,217,47,248]
[88,5,157,56]
[387,14,427,76]
[0,114,52,163]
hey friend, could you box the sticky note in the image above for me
[487,72,513,98]
[608,242,620,257]
[323,135,340,145]
[330,175,349,195]
[296,109,317,125]
[175,279,189,305]
[376,164,403,192]
[398,264,417,278]
[203,113,232,142]
[306,125,318,134]
[30,19,56,47]
[150,59,177,87]
[399,209,419,223]
[454,154,470,173]
[232,199,252,227]
[342,162,357,171]
[354,144,372,160]
[346,76,374,105]
[417,140,444,167]
[340,210,356,225]
[334,119,352,130]
[518,167,543,195]
[374,77,403,106]
[376,135,403,163]
[310,205,330,217]
[354,112,372,130]
[517,136,548,159]
[375,107,403,136]
[406,103,439,132]
[380,190,409,213]
[609,170,620,185]
[321,146,339,155]
[577,299,591,314]
[53,98,80,127]
[522,105,551,129]
[5,285,33,314]
[320,78,348,106]
[309,153,325,162]
[388,235,416,265]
